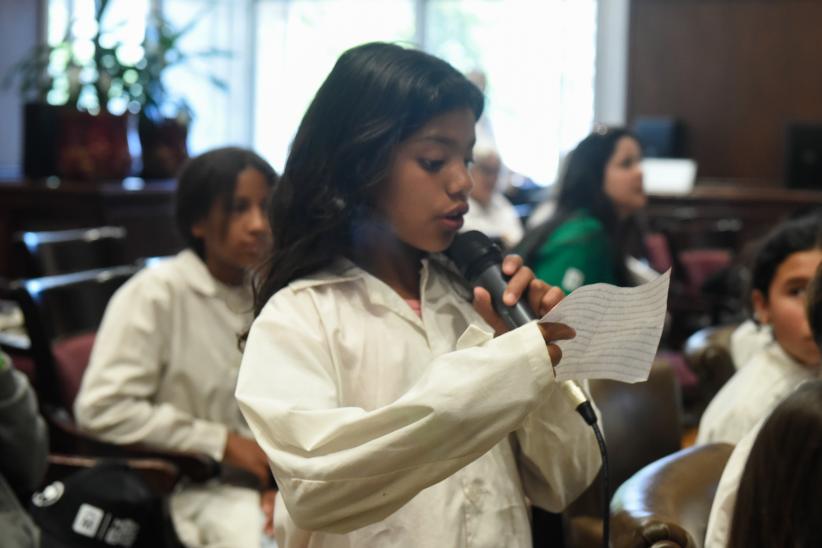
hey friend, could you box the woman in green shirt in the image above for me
[517,127,646,293]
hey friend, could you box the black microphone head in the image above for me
[445,230,503,283]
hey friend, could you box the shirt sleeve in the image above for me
[73,273,228,461]
[236,289,556,534]
[705,430,757,548]
[514,380,602,512]
[533,222,616,293]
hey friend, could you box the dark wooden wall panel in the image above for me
[629,0,822,185]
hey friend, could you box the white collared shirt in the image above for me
[74,250,253,460]
[696,341,819,445]
[236,256,600,548]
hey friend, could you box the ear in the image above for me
[752,289,770,325]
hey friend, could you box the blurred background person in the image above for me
[697,213,822,445]
[462,141,523,250]
[515,126,647,293]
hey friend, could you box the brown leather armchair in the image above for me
[682,324,738,422]
[610,443,734,548]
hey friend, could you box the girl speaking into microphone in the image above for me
[236,42,601,547]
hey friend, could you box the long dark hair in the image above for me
[516,127,639,284]
[253,42,484,316]
[728,379,822,548]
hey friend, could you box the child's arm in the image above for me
[514,382,602,512]
[237,287,565,534]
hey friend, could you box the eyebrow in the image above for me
[416,135,477,150]
[781,276,811,286]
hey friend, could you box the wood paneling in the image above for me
[629,0,822,185]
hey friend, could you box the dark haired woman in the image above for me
[517,127,646,293]
[74,147,278,547]
[236,42,600,547]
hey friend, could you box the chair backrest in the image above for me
[1,266,139,408]
[610,443,734,548]
[682,324,738,420]
[15,226,127,277]
[564,358,683,545]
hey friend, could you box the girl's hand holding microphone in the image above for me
[471,254,575,366]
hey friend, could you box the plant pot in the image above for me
[23,103,134,181]
[138,115,189,179]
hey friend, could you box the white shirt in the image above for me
[703,425,759,548]
[74,250,253,460]
[696,341,818,445]
[236,256,601,548]
[463,194,524,249]
[728,320,772,369]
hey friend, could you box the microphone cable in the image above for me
[568,393,609,548]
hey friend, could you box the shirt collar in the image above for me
[175,248,242,298]
[288,254,470,326]
[288,254,464,290]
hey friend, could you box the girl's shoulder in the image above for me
[114,249,214,307]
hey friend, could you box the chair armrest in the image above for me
[44,453,181,496]
[45,407,221,484]
[610,444,734,548]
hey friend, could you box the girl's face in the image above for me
[376,107,476,254]
[603,136,645,217]
[754,249,822,367]
[192,167,271,285]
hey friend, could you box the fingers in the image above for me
[539,322,575,366]
[538,321,576,342]
[473,287,508,335]
[528,280,565,317]
[547,343,563,366]
[501,256,534,307]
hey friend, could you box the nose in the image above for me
[447,163,473,200]
[247,204,269,235]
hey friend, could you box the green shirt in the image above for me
[532,212,617,293]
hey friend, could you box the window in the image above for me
[47,0,598,184]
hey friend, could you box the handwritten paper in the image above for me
[539,269,671,383]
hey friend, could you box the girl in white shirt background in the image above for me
[74,147,279,547]
[697,213,822,445]
[236,42,601,548]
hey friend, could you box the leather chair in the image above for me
[0,267,220,484]
[0,266,139,407]
[563,357,684,547]
[681,324,737,424]
[14,226,128,277]
[610,443,734,548]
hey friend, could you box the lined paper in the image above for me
[539,269,670,383]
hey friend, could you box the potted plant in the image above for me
[4,0,229,181]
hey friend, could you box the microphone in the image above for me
[445,230,534,330]
[446,230,597,425]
